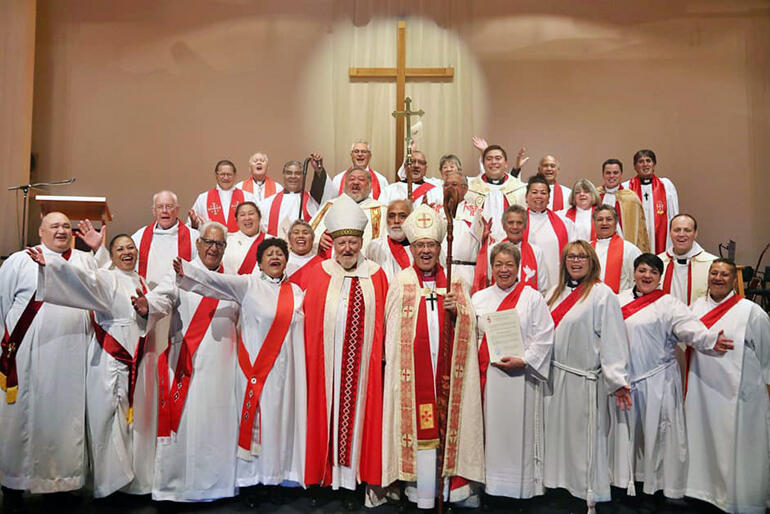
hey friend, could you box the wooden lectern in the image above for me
[35,195,112,249]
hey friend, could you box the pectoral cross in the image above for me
[425,291,438,311]
[643,192,649,201]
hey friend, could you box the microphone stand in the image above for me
[8,178,75,249]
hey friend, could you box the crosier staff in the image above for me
[436,186,459,514]
[392,96,424,202]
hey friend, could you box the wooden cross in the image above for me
[349,20,454,175]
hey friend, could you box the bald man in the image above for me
[537,155,572,211]
[0,213,102,511]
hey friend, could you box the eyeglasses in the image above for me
[413,241,439,250]
[565,254,589,261]
[199,238,226,250]
[411,159,427,166]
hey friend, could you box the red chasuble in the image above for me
[338,168,382,199]
[237,233,266,275]
[0,249,71,404]
[592,235,624,293]
[206,188,245,233]
[138,220,192,279]
[288,256,323,291]
[266,191,312,236]
[303,263,388,486]
[237,282,294,454]
[628,175,667,254]
[477,280,526,395]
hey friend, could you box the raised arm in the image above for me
[174,257,250,304]
[32,252,117,313]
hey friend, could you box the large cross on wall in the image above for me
[349,20,454,176]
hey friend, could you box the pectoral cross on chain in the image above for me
[643,192,649,201]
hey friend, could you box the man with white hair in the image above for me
[302,195,388,509]
[365,199,414,281]
[0,212,101,512]
[236,152,283,203]
[311,167,387,256]
[381,151,443,207]
[132,190,199,288]
[330,140,388,201]
[379,204,482,510]
[132,221,240,502]
[189,160,257,233]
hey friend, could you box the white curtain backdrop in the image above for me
[299,1,485,181]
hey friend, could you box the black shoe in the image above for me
[268,485,284,505]
[308,485,329,508]
[343,491,361,511]
[1,487,24,514]
[241,485,260,509]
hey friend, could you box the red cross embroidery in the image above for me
[402,305,414,318]
[416,214,433,228]
[401,433,413,447]
[401,369,412,382]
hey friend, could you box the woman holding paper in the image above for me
[542,240,632,513]
[611,253,730,502]
[472,241,554,504]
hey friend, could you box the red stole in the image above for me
[662,253,693,305]
[412,267,448,445]
[89,278,149,424]
[237,281,294,454]
[267,191,311,236]
[566,206,596,241]
[478,281,526,395]
[303,265,387,486]
[237,233,266,275]
[206,188,244,233]
[628,175,667,253]
[338,168,382,199]
[387,237,412,270]
[241,176,277,198]
[519,241,538,289]
[551,182,565,211]
[592,235,624,293]
[550,282,587,328]
[288,255,323,290]
[411,182,435,202]
[523,209,568,257]
[138,220,192,279]
[157,268,223,436]
[0,249,71,404]
[621,290,665,320]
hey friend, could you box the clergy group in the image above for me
[0,138,767,514]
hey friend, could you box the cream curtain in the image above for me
[299,1,485,181]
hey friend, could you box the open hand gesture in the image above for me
[713,330,734,353]
[26,247,46,267]
[131,287,149,317]
[515,147,530,170]
[172,257,184,277]
[188,209,203,230]
[77,219,106,252]
[472,136,488,154]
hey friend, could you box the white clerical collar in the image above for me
[604,185,619,193]
[216,184,234,193]
[529,209,547,216]
[155,220,180,234]
[290,250,314,263]
[669,241,703,261]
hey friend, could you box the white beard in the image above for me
[388,226,405,241]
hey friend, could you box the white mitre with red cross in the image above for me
[403,203,446,243]
[325,194,369,238]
